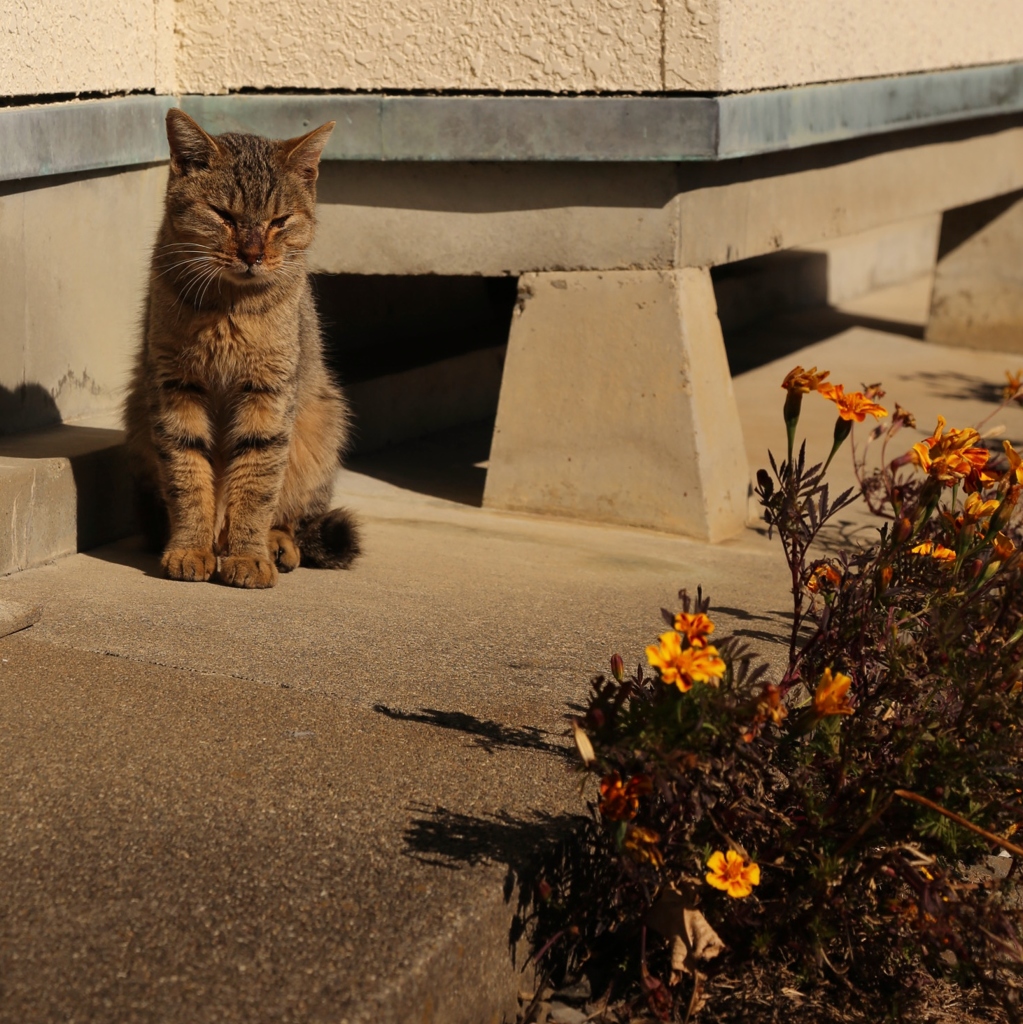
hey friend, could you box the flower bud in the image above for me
[610,653,625,682]
[756,469,773,498]
[894,517,912,544]
[968,557,985,579]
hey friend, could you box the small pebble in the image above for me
[548,1002,588,1024]
[553,977,592,1003]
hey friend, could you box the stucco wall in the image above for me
[668,0,1023,91]
[4,0,1023,99]
[173,0,1023,95]
[1,0,174,96]
[173,0,663,94]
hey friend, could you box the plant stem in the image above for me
[893,789,1023,857]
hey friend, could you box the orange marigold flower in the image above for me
[813,668,855,717]
[994,532,1017,560]
[911,541,957,562]
[672,611,715,648]
[598,772,653,821]
[705,850,761,898]
[624,826,663,868]
[818,383,888,422]
[757,683,787,726]
[912,417,989,486]
[646,631,726,692]
[743,682,788,742]
[782,365,830,395]
[806,563,841,594]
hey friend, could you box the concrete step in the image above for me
[0,424,132,576]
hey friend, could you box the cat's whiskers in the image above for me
[179,261,221,305]
[175,260,218,294]
[185,268,222,309]
[195,264,224,310]
[154,255,218,281]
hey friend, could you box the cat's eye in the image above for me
[210,205,235,225]
[270,216,289,230]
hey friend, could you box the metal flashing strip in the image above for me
[2,62,1023,180]
[716,61,1023,158]
[0,94,176,182]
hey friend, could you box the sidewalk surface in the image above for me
[2,275,1022,1023]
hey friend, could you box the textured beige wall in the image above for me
[174,0,663,94]
[175,0,1023,95]
[5,0,1023,97]
[1,0,174,96]
[667,0,1023,91]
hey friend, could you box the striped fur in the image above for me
[124,109,360,589]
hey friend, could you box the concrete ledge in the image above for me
[4,62,1023,181]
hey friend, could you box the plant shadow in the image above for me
[372,703,573,760]
[403,804,582,874]
[906,370,1006,406]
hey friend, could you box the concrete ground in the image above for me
[2,274,1023,1023]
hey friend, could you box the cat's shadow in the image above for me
[85,536,165,579]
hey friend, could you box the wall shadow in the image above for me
[347,418,494,507]
[724,306,925,376]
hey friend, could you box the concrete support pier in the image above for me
[926,191,1023,352]
[483,269,749,542]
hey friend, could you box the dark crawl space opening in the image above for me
[311,273,518,506]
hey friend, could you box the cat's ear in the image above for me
[282,122,335,185]
[166,109,221,177]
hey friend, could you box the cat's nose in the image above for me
[239,247,264,266]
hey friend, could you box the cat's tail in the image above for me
[296,507,362,569]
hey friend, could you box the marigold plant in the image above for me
[520,363,1023,1024]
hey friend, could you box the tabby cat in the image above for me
[124,109,360,589]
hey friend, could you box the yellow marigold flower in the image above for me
[818,383,888,422]
[705,850,761,898]
[782,365,830,395]
[994,532,1017,559]
[624,826,663,868]
[911,541,957,562]
[598,772,653,822]
[963,493,999,524]
[912,417,989,486]
[672,611,714,648]
[1004,369,1023,402]
[646,632,726,692]
[813,668,855,717]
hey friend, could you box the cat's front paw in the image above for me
[162,547,216,582]
[218,554,278,589]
